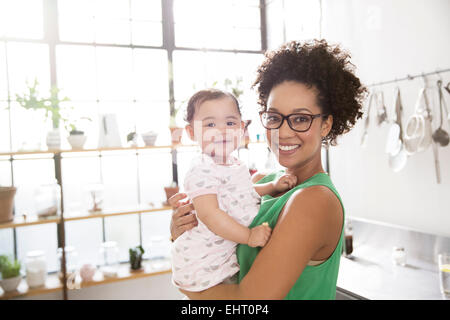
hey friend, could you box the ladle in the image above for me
[432,80,450,147]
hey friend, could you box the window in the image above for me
[0,0,267,273]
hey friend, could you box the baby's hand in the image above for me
[247,222,272,247]
[273,174,297,192]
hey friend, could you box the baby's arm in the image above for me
[192,194,271,247]
[253,174,298,197]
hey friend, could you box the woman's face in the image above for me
[265,81,333,170]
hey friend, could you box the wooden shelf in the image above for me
[0,260,172,300]
[0,205,171,229]
[0,215,61,229]
[0,144,192,157]
[0,141,266,157]
[64,205,172,222]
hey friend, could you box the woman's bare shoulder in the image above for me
[282,184,342,231]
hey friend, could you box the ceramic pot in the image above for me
[0,187,16,223]
[169,127,183,145]
[46,129,61,150]
[0,275,22,292]
[141,131,158,146]
[164,186,179,205]
[67,134,87,150]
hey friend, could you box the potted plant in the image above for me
[67,117,92,150]
[0,254,22,292]
[164,181,179,206]
[169,103,184,146]
[0,186,17,224]
[15,79,73,150]
[129,245,145,271]
[126,131,139,147]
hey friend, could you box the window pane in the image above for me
[56,45,97,101]
[173,51,263,102]
[9,101,48,151]
[97,101,135,145]
[0,105,10,152]
[0,229,14,258]
[141,210,171,259]
[135,101,170,139]
[0,43,7,100]
[138,150,173,205]
[58,0,95,42]
[6,42,50,97]
[12,158,55,216]
[100,152,139,209]
[16,224,59,272]
[65,219,103,266]
[0,159,12,185]
[96,47,133,101]
[104,214,140,262]
[173,0,261,50]
[95,19,131,45]
[131,0,162,21]
[61,155,101,213]
[131,21,163,46]
[0,0,44,39]
[94,0,130,20]
[133,49,168,101]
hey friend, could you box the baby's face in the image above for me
[187,97,244,160]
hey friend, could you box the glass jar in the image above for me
[25,250,47,288]
[99,241,119,277]
[85,183,104,213]
[57,246,78,282]
[34,181,61,217]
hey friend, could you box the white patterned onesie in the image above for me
[171,153,260,292]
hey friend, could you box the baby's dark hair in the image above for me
[184,88,241,123]
[252,39,367,146]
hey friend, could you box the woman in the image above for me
[169,39,366,299]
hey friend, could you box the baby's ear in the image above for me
[185,124,195,141]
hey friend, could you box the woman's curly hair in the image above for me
[252,39,367,146]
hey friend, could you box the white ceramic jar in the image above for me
[25,250,47,288]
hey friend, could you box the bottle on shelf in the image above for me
[344,219,353,258]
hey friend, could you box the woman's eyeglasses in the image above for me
[259,111,328,132]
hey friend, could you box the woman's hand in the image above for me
[168,192,198,241]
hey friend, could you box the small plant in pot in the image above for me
[15,79,73,150]
[0,255,22,293]
[169,103,184,146]
[164,181,179,206]
[67,117,92,150]
[129,245,145,272]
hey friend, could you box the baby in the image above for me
[171,88,297,292]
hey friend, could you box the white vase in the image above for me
[67,134,87,150]
[0,275,22,292]
[46,129,61,150]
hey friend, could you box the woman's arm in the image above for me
[182,185,342,299]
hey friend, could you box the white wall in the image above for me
[266,0,450,236]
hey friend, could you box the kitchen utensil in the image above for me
[403,88,432,154]
[388,88,408,172]
[432,80,450,147]
[375,91,388,125]
[361,92,373,147]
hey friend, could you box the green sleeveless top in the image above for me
[236,171,344,300]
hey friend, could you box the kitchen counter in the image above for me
[337,243,444,300]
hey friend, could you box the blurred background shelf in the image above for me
[0,259,172,300]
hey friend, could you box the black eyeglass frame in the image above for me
[259,111,329,132]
